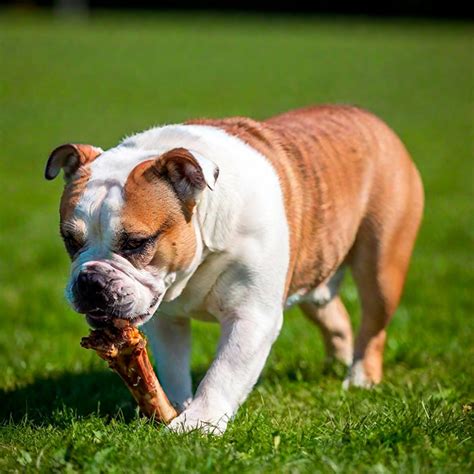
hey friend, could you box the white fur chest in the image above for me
[158,250,233,322]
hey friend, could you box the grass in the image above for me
[0,10,473,472]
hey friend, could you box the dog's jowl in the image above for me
[45,105,424,434]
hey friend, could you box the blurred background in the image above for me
[0,2,472,471]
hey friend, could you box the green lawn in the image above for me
[0,11,473,472]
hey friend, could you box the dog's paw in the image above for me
[167,409,229,435]
[342,360,374,389]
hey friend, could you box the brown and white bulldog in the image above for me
[45,105,423,434]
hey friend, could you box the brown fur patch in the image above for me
[57,145,102,224]
[121,159,197,272]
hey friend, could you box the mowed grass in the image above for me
[0,11,473,472]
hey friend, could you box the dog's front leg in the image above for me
[168,311,283,434]
[144,316,192,412]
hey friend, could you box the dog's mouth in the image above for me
[85,295,161,328]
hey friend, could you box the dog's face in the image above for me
[45,144,218,327]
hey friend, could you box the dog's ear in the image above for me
[45,144,103,181]
[150,147,219,201]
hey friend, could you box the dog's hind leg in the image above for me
[299,269,353,366]
[345,235,406,388]
[300,296,353,366]
[345,165,423,388]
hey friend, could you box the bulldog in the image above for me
[45,105,423,434]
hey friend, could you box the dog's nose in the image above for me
[76,271,109,311]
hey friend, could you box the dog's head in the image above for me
[45,143,218,327]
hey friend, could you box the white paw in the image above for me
[342,360,373,389]
[167,409,229,435]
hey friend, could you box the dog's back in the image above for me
[189,105,423,296]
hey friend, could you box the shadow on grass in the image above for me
[0,363,332,428]
[0,370,135,427]
[0,366,211,428]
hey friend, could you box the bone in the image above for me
[80,319,178,424]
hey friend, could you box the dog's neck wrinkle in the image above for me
[195,190,213,252]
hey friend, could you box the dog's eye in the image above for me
[121,235,157,254]
[62,234,83,256]
[122,238,147,252]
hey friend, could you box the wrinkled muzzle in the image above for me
[68,259,163,327]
